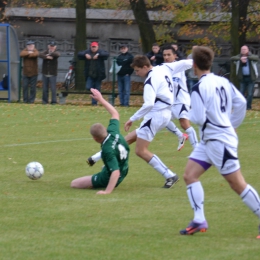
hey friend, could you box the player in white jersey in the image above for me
[179,46,260,238]
[124,55,192,188]
[162,45,198,150]
[87,55,193,188]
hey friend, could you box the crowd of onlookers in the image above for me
[20,40,259,109]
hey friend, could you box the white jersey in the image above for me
[189,73,246,146]
[130,60,193,122]
[165,60,192,106]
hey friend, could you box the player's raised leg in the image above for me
[179,114,198,149]
[166,120,188,151]
[223,170,260,238]
[135,137,179,188]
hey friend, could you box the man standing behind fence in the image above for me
[20,40,39,104]
[78,42,109,106]
[231,45,259,110]
[39,41,60,105]
[116,44,134,107]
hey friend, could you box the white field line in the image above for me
[2,119,259,147]
[2,138,93,147]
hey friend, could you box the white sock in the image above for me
[148,154,176,179]
[187,181,206,223]
[166,121,183,139]
[240,184,260,218]
[185,126,198,149]
[92,151,102,162]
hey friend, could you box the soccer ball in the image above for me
[25,162,44,180]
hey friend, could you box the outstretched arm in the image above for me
[96,170,120,195]
[90,88,119,120]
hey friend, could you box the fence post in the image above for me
[111,56,116,106]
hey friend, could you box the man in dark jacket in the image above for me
[78,42,109,105]
[116,44,134,106]
[231,45,259,110]
[145,43,164,66]
[20,40,39,103]
[39,41,60,104]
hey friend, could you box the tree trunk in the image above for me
[75,0,86,90]
[230,0,250,87]
[129,0,156,53]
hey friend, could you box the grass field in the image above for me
[1,101,260,260]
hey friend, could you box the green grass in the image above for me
[1,102,260,260]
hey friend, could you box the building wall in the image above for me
[6,8,260,87]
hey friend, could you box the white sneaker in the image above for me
[177,133,189,151]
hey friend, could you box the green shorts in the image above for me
[91,167,128,189]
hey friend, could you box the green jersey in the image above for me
[91,119,130,188]
[101,119,129,175]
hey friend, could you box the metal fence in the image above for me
[19,39,260,98]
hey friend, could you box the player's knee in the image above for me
[183,172,189,184]
[135,148,142,158]
[180,119,190,130]
[70,180,78,188]
[183,171,197,185]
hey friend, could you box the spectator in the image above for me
[145,43,164,66]
[20,40,39,103]
[39,41,60,105]
[171,42,185,61]
[231,45,259,110]
[116,44,134,107]
[186,46,199,92]
[78,42,109,106]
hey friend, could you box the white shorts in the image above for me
[171,104,190,120]
[189,140,240,175]
[136,109,171,142]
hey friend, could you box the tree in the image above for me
[0,0,7,21]
[75,0,87,90]
[129,0,156,53]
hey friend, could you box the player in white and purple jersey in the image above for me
[179,46,260,238]
[124,55,192,188]
[162,45,198,151]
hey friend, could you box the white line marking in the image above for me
[2,138,93,147]
[2,119,259,147]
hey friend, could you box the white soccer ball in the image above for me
[25,162,44,180]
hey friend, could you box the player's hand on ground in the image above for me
[96,190,108,195]
[86,157,95,166]
[124,120,132,132]
[90,88,103,101]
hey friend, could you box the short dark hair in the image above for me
[192,46,214,71]
[131,55,151,68]
[162,45,177,55]
[152,43,159,47]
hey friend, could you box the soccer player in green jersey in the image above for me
[71,88,130,194]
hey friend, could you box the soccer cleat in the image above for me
[163,175,179,188]
[180,220,208,235]
[177,133,189,151]
[86,157,96,166]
